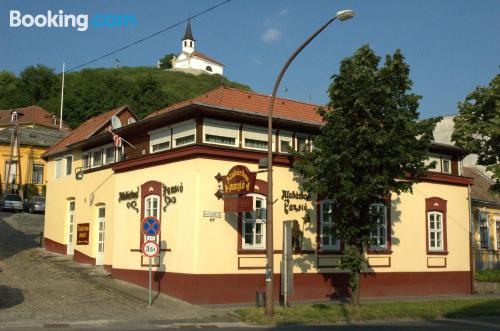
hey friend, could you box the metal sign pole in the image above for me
[148,257,152,306]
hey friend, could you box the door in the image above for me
[67,201,75,255]
[96,206,106,265]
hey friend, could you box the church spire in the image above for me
[183,19,195,41]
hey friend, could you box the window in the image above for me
[279,131,293,153]
[428,211,444,251]
[11,111,17,122]
[32,164,44,184]
[243,125,275,151]
[55,159,62,178]
[92,150,102,167]
[152,141,170,152]
[65,156,72,175]
[51,116,57,126]
[370,203,388,250]
[496,220,500,250]
[320,200,340,250]
[203,119,239,147]
[426,154,442,172]
[4,161,17,184]
[242,195,266,249]
[127,117,136,125]
[296,135,309,152]
[442,158,451,174]
[149,127,171,153]
[479,212,489,249]
[104,146,115,164]
[145,195,160,219]
[206,66,212,72]
[82,154,90,169]
[172,120,196,148]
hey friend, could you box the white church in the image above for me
[169,21,224,76]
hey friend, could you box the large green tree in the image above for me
[452,73,500,194]
[293,45,439,305]
[158,53,176,69]
[19,64,59,104]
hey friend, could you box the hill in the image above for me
[0,65,251,128]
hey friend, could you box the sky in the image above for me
[0,0,499,119]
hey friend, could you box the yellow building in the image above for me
[42,87,474,304]
[464,167,500,269]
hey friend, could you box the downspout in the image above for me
[468,184,474,293]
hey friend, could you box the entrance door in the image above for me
[67,201,75,255]
[96,206,105,265]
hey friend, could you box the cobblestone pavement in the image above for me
[0,212,235,328]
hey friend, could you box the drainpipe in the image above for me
[468,184,475,293]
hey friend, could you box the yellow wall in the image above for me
[472,205,500,269]
[44,154,471,275]
[0,143,48,193]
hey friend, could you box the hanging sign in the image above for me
[223,165,256,195]
[224,196,253,213]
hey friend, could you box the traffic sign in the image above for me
[142,240,159,258]
[141,216,160,236]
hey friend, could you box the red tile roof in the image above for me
[463,167,500,204]
[42,105,130,158]
[146,86,324,124]
[191,51,224,66]
[0,105,70,129]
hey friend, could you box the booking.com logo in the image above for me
[9,10,137,32]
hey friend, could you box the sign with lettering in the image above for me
[142,240,159,258]
[281,190,310,215]
[224,196,253,213]
[76,223,90,245]
[118,186,139,213]
[223,165,256,195]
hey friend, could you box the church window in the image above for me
[206,66,212,72]
[190,41,193,47]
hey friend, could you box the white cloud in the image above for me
[279,9,289,17]
[261,28,282,43]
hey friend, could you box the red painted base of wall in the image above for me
[44,237,67,255]
[111,269,472,305]
[73,249,96,265]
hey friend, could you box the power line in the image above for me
[66,0,232,73]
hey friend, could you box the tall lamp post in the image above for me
[265,9,355,316]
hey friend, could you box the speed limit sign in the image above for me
[142,240,159,258]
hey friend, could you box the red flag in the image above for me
[109,128,122,147]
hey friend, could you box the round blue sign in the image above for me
[141,216,160,236]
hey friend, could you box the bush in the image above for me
[22,183,39,200]
[476,269,500,282]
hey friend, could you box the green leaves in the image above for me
[453,73,500,194]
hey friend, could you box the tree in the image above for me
[452,73,500,194]
[158,53,176,69]
[0,71,26,108]
[292,45,439,305]
[19,64,58,104]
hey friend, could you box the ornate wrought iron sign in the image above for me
[118,187,139,213]
[162,182,183,211]
[281,190,310,215]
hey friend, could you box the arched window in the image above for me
[242,194,266,249]
[51,115,57,126]
[11,111,17,122]
[190,41,192,47]
[145,195,160,219]
[205,66,212,72]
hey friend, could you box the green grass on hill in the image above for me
[234,298,500,325]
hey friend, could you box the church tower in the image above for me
[182,20,195,54]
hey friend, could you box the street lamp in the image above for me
[265,9,355,316]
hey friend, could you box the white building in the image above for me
[171,21,224,76]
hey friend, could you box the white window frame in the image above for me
[495,217,500,250]
[55,158,62,178]
[242,125,276,152]
[64,155,72,176]
[103,145,116,165]
[203,118,239,147]
[91,148,103,168]
[479,211,489,249]
[32,164,44,184]
[428,211,444,251]
[82,153,90,169]
[51,116,57,126]
[149,126,171,153]
[11,111,17,122]
[426,154,442,172]
[279,131,293,153]
[370,203,388,250]
[442,157,452,174]
[242,194,266,250]
[295,134,309,152]
[320,200,340,250]
[172,120,196,148]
